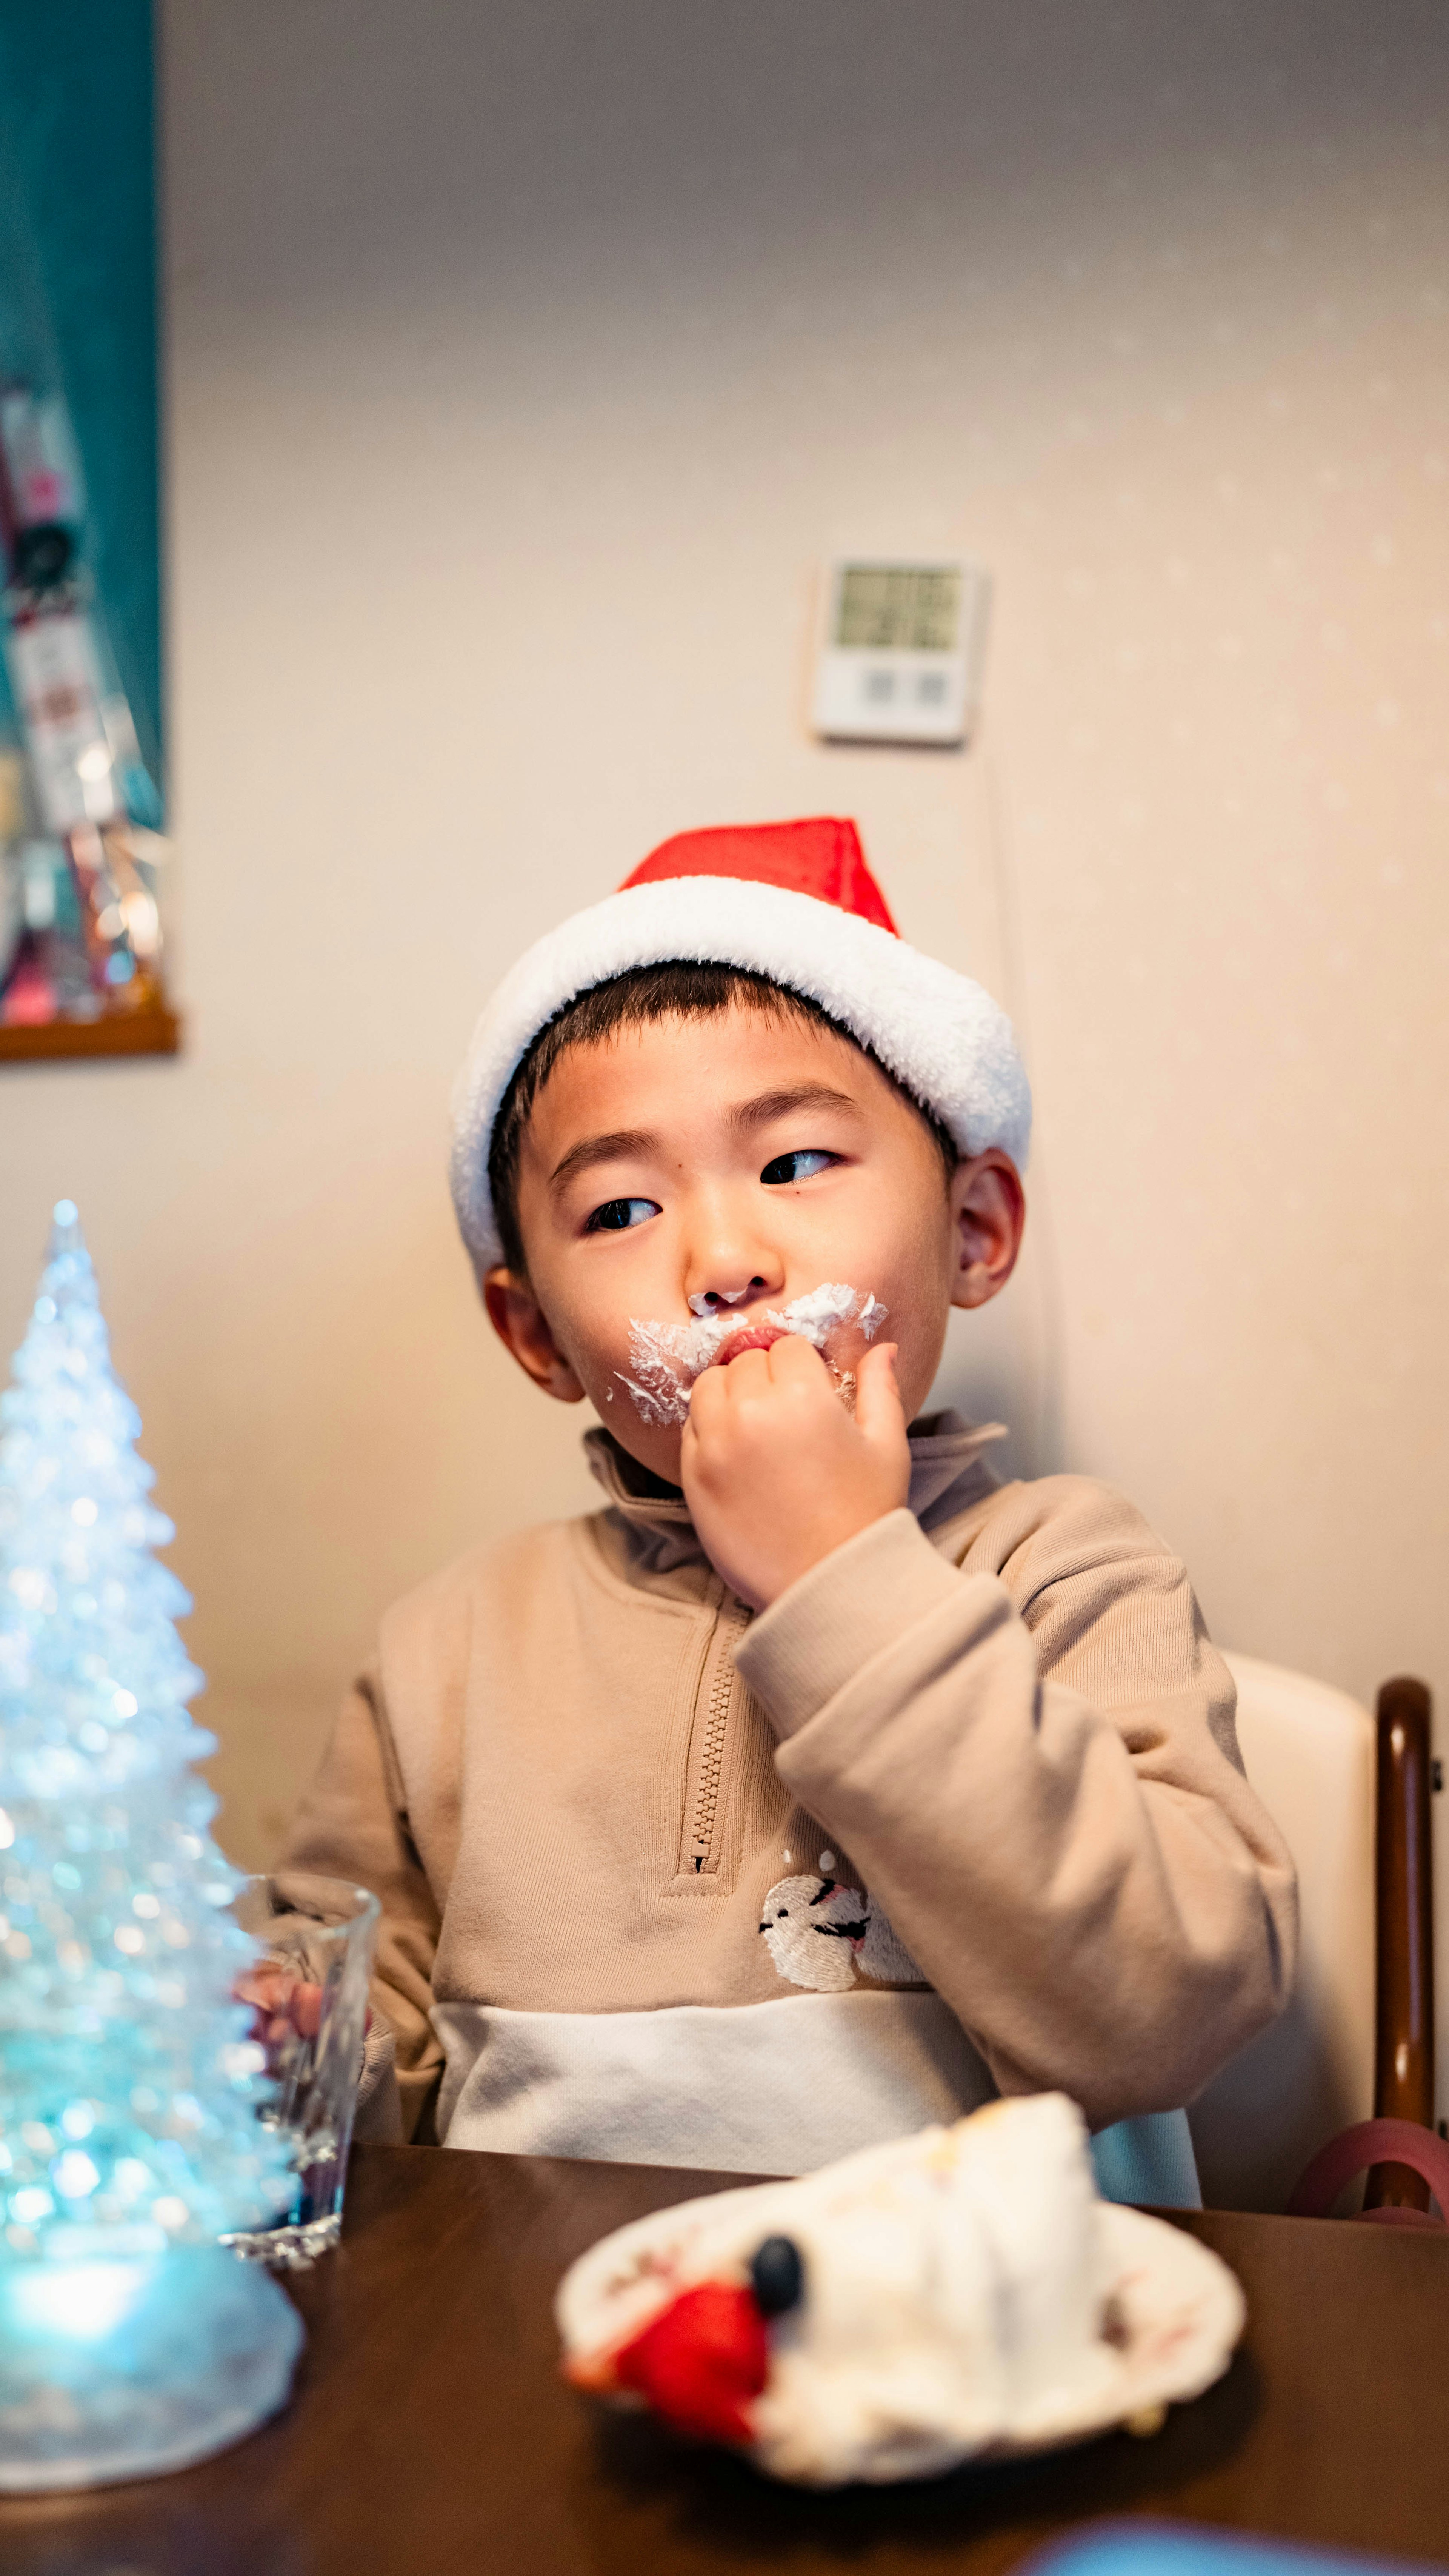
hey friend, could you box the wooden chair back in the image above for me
[1189,1656,1438,2215]
[1364,1677,1436,2212]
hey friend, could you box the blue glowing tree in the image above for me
[0,1204,298,2488]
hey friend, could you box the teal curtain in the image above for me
[0,1,160,799]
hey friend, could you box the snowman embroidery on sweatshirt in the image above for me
[758,1852,926,1992]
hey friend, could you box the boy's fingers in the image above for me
[687,1366,726,1429]
[768,1332,828,1382]
[289,1982,325,2039]
[854,1341,905,1449]
[722,1346,773,1393]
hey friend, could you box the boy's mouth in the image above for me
[615,1284,887,1429]
[712,1324,787,1368]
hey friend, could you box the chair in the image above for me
[1187,1657,1438,2217]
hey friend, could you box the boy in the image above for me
[286,816,1296,2203]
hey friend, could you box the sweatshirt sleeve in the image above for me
[733,1487,1298,2131]
[281,1671,445,2143]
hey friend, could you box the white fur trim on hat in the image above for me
[450,876,1031,1269]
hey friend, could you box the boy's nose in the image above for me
[685,1263,780,1314]
[683,1206,785,1316]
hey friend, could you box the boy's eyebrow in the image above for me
[729,1084,864,1133]
[548,1129,661,1192]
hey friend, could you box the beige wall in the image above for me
[3,3,1446,2028]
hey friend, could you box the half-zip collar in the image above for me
[584,1410,1008,1580]
[582,1410,1009,1895]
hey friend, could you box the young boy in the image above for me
[285,816,1296,2204]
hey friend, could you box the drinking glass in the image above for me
[222,1870,380,2268]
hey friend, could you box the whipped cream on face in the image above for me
[618,1283,888,1427]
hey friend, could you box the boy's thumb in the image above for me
[854,1341,905,1450]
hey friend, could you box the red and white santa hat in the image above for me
[450,817,1031,1269]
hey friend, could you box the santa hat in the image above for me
[450,818,1031,1270]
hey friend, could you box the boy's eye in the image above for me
[585,1196,660,1234]
[760,1150,836,1187]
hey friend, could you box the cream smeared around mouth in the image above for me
[617,1283,888,1427]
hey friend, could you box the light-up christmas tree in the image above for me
[0,1203,301,2490]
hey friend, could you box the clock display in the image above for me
[834,565,962,654]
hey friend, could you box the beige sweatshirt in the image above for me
[285,1416,1297,2193]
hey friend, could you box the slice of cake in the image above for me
[556,2093,1244,2487]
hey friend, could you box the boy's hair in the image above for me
[487,962,960,1278]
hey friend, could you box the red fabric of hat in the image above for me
[620,817,898,936]
[451,812,1031,1269]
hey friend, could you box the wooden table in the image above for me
[4,2144,1448,2576]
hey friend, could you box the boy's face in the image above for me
[485,1002,1023,1485]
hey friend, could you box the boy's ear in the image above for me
[483,1269,587,1403]
[948,1152,1026,1310]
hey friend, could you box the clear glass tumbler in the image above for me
[222,1870,380,2268]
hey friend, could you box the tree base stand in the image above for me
[0,2245,303,2490]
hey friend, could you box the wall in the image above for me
[2,5,1446,1999]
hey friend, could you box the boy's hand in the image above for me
[235,1961,325,2068]
[234,1963,373,2069]
[681,1337,909,1611]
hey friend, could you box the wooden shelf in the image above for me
[0,1007,181,1064]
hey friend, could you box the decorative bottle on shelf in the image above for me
[0,388,169,1030]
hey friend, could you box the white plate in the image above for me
[995,2203,1246,2456]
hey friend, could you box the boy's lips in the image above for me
[711,1324,787,1369]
